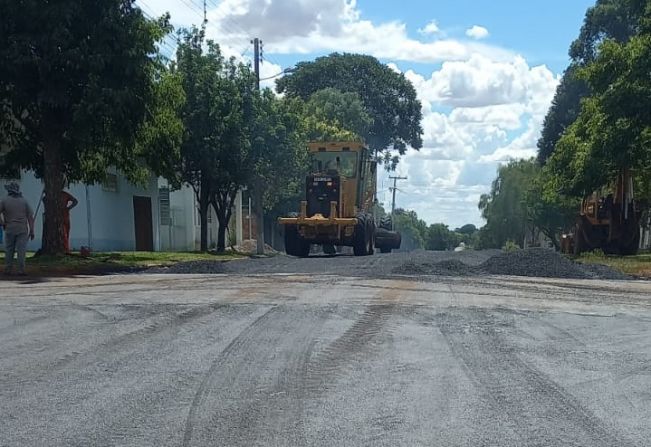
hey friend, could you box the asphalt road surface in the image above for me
[2,270,651,446]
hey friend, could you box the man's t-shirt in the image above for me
[0,196,33,234]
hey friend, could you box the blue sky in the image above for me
[143,0,596,229]
[358,0,593,70]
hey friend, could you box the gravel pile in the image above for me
[393,248,628,280]
[147,248,628,280]
[478,249,589,279]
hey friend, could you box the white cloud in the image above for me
[196,0,514,63]
[478,117,540,163]
[405,54,558,110]
[395,56,559,227]
[419,20,440,35]
[466,25,489,40]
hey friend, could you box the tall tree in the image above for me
[478,160,538,249]
[545,21,651,198]
[276,53,423,168]
[0,0,176,254]
[537,0,647,164]
[175,29,251,252]
[537,66,589,164]
[393,208,428,251]
[525,170,579,249]
[249,90,306,254]
[209,60,254,253]
[426,223,456,251]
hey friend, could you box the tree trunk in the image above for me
[198,174,210,252]
[253,179,265,255]
[211,191,236,253]
[216,215,227,253]
[212,198,227,253]
[40,129,65,255]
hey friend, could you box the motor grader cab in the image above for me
[562,169,642,255]
[278,141,401,257]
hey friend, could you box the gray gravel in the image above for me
[151,248,628,280]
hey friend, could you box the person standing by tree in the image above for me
[0,182,35,275]
[61,190,78,253]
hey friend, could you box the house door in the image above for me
[133,196,154,251]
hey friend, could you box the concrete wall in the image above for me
[0,171,160,252]
[159,184,196,252]
[158,182,224,252]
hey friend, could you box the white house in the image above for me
[0,170,161,252]
[0,170,247,253]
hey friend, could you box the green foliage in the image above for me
[527,169,579,248]
[480,159,578,249]
[478,160,538,249]
[569,0,648,64]
[537,65,589,164]
[581,248,608,260]
[276,53,423,168]
[455,224,478,235]
[250,90,308,211]
[304,88,372,141]
[426,223,457,251]
[545,30,651,198]
[393,209,428,250]
[0,0,176,184]
[0,0,180,253]
[502,240,521,252]
[391,209,470,251]
[174,29,252,251]
[538,0,648,164]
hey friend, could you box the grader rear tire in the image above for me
[285,225,310,257]
[353,215,369,256]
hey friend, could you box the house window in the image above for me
[159,187,171,226]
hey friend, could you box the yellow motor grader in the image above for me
[561,170,642,255]
[278,141,401,257]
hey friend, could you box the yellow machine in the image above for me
[561,169,641,255]
[278,142,401,257]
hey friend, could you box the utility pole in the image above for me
[251,37,265,254]
[252,38,261,90]
[389,176,407,223]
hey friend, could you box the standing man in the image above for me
[61,190,78,253]
[0,182,35,276]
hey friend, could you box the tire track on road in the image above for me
[181,305,330,447]
[181,303,342,446]
[181,306,279,446]
[438,309,637,447]
[2,302,229,385]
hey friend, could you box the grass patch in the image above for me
[0,251,243,276]
[576,250,651,278]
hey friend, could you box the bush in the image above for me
[502,240,521,252]
[581,248,607,260]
